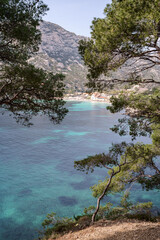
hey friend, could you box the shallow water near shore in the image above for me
[0,101,159,240]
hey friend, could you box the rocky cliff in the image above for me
[29,21,88,92]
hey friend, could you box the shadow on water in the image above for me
[59,196,78,206]
[18,188,33,197]
[70,180,94,190]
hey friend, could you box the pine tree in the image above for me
[0,0,68,125]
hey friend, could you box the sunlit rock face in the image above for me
[29,21,88,92]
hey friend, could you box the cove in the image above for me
[0,101,159,240]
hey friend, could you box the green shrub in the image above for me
[41,212,75,239]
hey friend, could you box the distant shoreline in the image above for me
[64,97,111,104]
[64,93,111,104]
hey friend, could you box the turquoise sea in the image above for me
[0,101,159,240]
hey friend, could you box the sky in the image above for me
[43,0,111,37]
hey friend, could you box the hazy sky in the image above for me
[43,0,111,36]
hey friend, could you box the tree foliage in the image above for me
[75,89,160,222]
[74,86,160,221]
[108,89,160,139]
[0,0,68,125]
[76,0,160,222]
[79,0,160,89]
[0,0,47,63]
[83,191,153,221]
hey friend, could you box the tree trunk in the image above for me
[92,173,114,223]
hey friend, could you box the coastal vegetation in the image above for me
[0,0,68,126]
[79,0,160,89]
[77,0,160,224]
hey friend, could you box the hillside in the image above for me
[48,219,160,240]
[29,21,88,92]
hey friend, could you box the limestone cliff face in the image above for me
[29,21,88,92]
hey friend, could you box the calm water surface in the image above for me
[0,101,159,240]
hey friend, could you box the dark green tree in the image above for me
[79,0,160,90]
[75,90,160,222]
[76,0,160,222]
[0,0,68,125]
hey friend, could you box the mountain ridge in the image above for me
[29,21,88,92]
